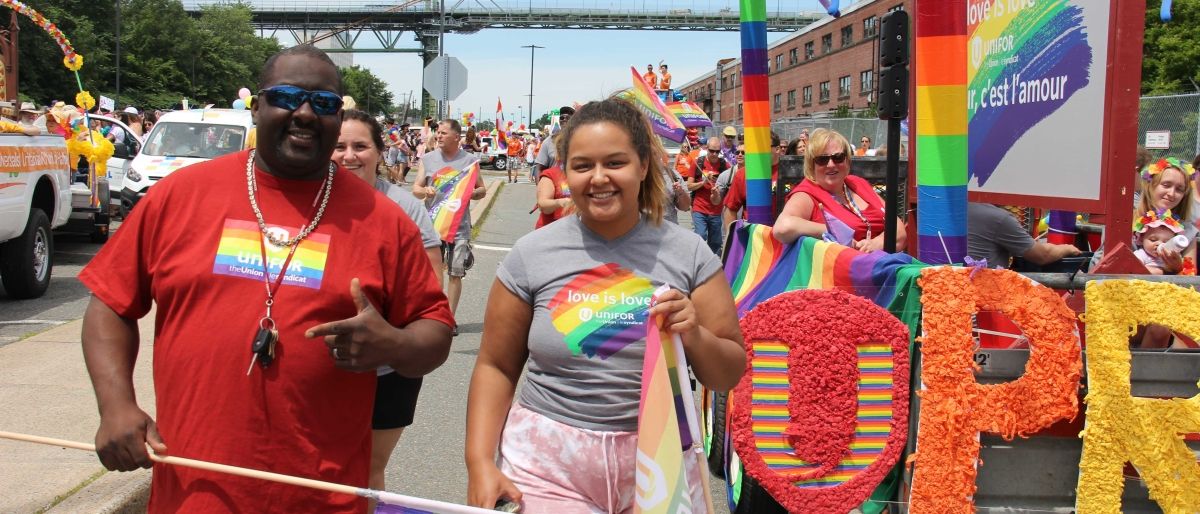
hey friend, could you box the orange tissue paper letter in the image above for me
[910,267,1082,513]
[1077,280,1200,514]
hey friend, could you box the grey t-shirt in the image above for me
[497,216,723,431]
[421,148,481,241]
[376,178,440,249]
[967,203,1035,267]
[534,135,558,168]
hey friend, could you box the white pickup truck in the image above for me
[0,134,72,299]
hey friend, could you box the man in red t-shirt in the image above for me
[78,46,453,513]
[723,132,783,226]
[688,137,728,254]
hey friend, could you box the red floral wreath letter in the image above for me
[730,289,910,513]
[910,267,1082,513]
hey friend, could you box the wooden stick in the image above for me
[0,430,495,514]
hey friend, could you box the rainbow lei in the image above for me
[1140,156,1197,183]
[1077,280,1200,513]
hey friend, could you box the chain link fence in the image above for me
[1138,92,1200,161]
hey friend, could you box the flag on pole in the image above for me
[665,102,713,128]
[818,0,841,16]
[623,67,686,142]
[427,162,481,243]
[635,286,711,514]
[495,98,507,150]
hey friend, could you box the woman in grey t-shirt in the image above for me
[465,99,745,511]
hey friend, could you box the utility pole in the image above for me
[522,44,544,132]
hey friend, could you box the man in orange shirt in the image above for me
[506,134,523,183]
[658,64,672,91]
[643,64,658,88]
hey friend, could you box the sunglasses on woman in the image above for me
[258,85,344,116]
[813,152,848,166]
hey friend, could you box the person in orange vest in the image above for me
[643,64,658,88]
[506,133,524,183]
[658,64,672,91]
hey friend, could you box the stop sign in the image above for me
[423,55,468,101]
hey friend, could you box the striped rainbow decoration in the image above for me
[914,0,968,264]
[739,0,771,224]
[722,222,922,317]
[428,162,481,243]
[634,310,696,514]
[749,341,895,487]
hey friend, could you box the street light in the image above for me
[522,44,544,133]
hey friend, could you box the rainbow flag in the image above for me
[722,221,924,318]
[427,162,480,243]
[665,102,712,128]
[636,289,709,514]
[818,0,841,16]
[495,98,507,150]
[625,67,685,142]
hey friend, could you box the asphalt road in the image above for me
[383,172,732,512]
[0,224,119,348]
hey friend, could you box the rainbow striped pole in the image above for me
[739,0,772,224]
[914,0,968,264]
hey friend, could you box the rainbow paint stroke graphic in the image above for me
[548,263,655,359]
[211,219,329,290]
[749,341,895,487]
[141,156,194,175]
[427,162,480,243]
[967,0,1092,186]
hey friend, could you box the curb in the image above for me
[470,179,504,227]
[46,469,150,514]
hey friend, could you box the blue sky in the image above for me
[272,0,837,123]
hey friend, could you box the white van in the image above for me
[120,109,255,216]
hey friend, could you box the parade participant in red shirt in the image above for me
[688,137,728,254]
[78,45,453,513]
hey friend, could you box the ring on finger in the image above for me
[332,347,342,360]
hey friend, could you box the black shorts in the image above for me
[372,372,424,430]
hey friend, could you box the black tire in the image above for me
[733,475,789,514]
[494,155,508,171]
[0,208,53,299]
[707,390,729,479]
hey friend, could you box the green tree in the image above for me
[1143,1,1200,94]
[475,119,495,132]
[341,65,393,114]
[190,3,280,106]
[532,113,550,129]
[15,0,115,106]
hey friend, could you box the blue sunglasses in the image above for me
[258,85,343,116]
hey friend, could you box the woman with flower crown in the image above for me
[1134,157,1196,273]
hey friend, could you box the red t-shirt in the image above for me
[690,157,725,215]
[722,163,780,216]
[534,166,573,228]
[78,150,453,513]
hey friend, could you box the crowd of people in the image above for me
[70,44,1200,514]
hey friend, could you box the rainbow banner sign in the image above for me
[427,162,480,243]
[625,67,686,143]
[666,102,713,128]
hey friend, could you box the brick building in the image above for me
[677,0,911,131]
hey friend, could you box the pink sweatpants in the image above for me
[497,403,708,514]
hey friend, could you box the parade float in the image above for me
[695,0,1200,513]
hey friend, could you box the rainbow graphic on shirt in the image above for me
[211,219,330,290]
[548,263,655,359]
[428,162,480,243]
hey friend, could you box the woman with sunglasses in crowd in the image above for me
[773,128,906,252]
[331,109,445,510]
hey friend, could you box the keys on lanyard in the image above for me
[246,317,280,376]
